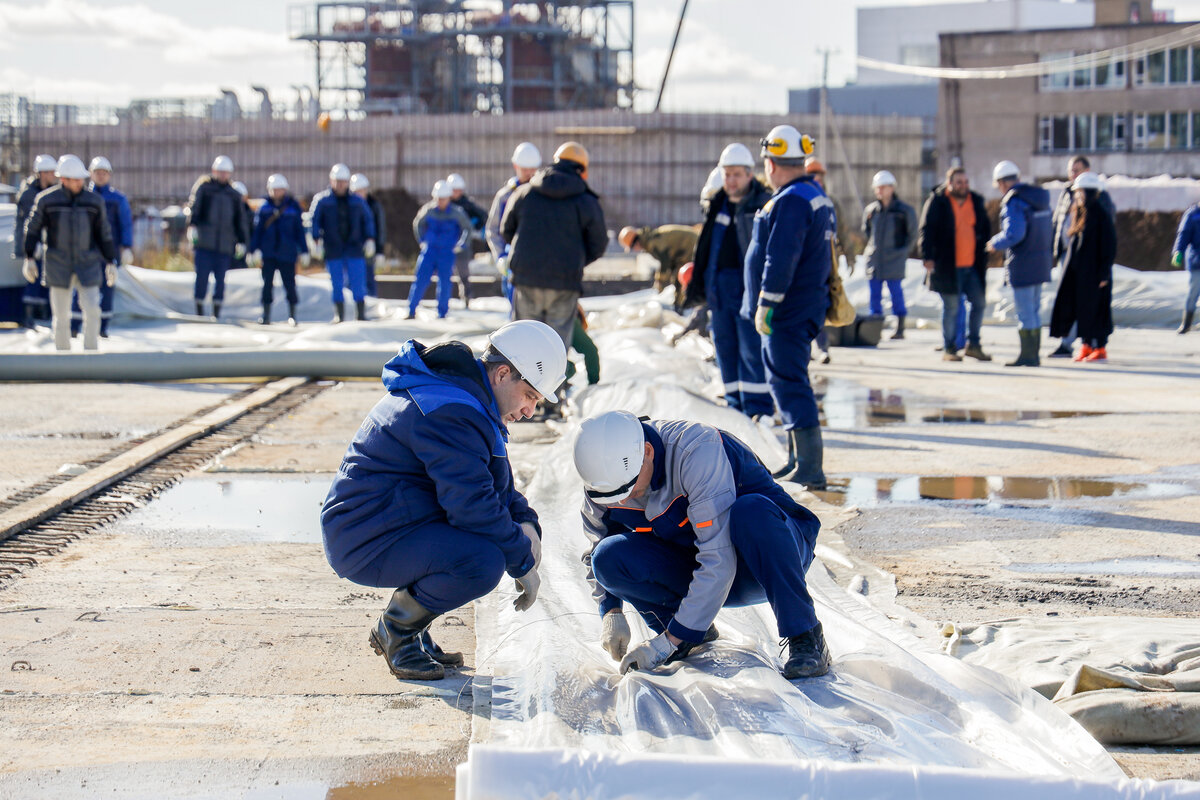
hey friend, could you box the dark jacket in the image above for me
[1052,185,1115,265]
[250,194,307,263]
[1050,194,1117,343]
[14,175,51,258]
[501,162,607,293]
[188,176,249,256]
[452,194,487,233]
[321,340,540,581]
[685,178,771,308]
[310,191,376,260]
[862,196,918,281]
[918,185,990,295]
[365,194,388,252]
[989,183,1053,288]
[22,185,116,288]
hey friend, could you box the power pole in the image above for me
[655,0,690,112]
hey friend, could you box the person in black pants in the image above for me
[249,174,308,325]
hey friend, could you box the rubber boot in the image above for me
[779,427,827,490]
[368,588,445,681]
[334,301,345,323]
[212,301,222,320]
[782,622,831,679]
[287,302,298,327]
[21,303,36,329]
[419,630,464,666]
[891,315,905,340]
[258,305,271,325]
[195,300,204,317]
[100,319,110,339]
[771,431,796,479]
[1179,311,1195,335]
[356,300,367,321]
[1006,329,1038,367]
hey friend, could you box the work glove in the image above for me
[105,264,118,287]
[248,250,263,269]
[619,631,677,675]
[120,248,134,266]
[187,226,198,247]
[453,245,464,255]
[520,522,542,567]
[1172,252,1184,268]
[496,255,508,277]
[299,253,311,269]
[600,610,631,661]
[513,565,540,612]
[754,305,774,336]
[363,239,376,259]
[234,243,247,259]
[310,241,324,261]
[373,253,385,270]
[22,258,38,283]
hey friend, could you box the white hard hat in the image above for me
[34,154,57,173]
[232,181,248,197]
[993,160,1020,183]
[760,124,815,162]
[573,411,646,506]
[701,166,723,203]
[350,172,370,192]
[1072,172,1104,192]
[718,143,755,169]
[446,173,467,192]
[872,170,897,188]
[267,173,290,192]
[89,156,113,173]
[432,180,452,199]
[512,142,542,169]
[330,163,351,182]
[55,155,89,180]
[212,155,234,173]
[486,320,567,402]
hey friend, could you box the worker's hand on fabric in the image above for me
[754,305,773,336]
[21,258,38,283]
[513,566,540,612]
[120,248,134,266]
[496,256,508,277]
[619,631,676,674]
[520,522,542,567]
[187,226,198,247]
[105,264,118,287]
[363,239,376,259]
[600,610,631,660]
[234,243,247,259]
[299,253,311,269]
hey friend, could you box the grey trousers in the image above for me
[512,285,579,350]
[50,280,101,351]
[454,250,473,304]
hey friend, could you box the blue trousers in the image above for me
[1186,270,1200,314]
[1012,284,1043,330]
[194,249,232,302]
[409,247,455,318]
[940,267,986,351]
[591,494,820,639]
[340,522,507,615]
[262,258,298,306]
[327,257,368,304]
[709,299,773,418]
[365,258,377,297]
[868,278,907,317]
[762,321,819,430]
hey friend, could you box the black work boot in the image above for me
[195,300,205,317]
[779,427,827,490]
[1048,341,1074,357]
[334,301,345,323]
[772,431,797,479]
[782,622,831,679]
[1179,311,1195,335]
[258,305,270,325]
[355,300,367,321]
[891,315,905,340]
[368,589,445,681]
[287,302,298,326]
[419,630,464,666]
[212,301,222,320]
[1006,329,1039,367]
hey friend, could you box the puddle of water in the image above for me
[1006,557,1200,579]
[811,476,1179,507]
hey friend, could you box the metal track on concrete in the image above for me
[0,379,330,584]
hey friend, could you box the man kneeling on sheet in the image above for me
[573,411,830,678]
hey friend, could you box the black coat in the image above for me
[917,185,990,295]
[501,162,607,293]
[1050,195,1116,343]
[22,186,117,288]
[684,178,771,308]
[188,176,249,256]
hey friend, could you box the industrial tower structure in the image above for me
[289,1,635,115]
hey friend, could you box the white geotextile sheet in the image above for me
[472,311,1130,784]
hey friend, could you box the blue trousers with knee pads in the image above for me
[409,246,455,317]
[327,257,367,304]
[194,249,232,302]
[591,494,820,638]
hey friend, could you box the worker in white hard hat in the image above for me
[408,180,474,320]
[309,163,377,322]
[322,320,567,681]
[684,142,774,419]
[442,173,486,310]
[13,153,59,327]
[67,156,133,339]
[248,174,307,325]
[186,155,250,319]
[351,173,386,298]
[573,410,830,679]
[743,124,833,488]
[486,142,542,303]
[986,160,1053,367]
[20,155,117,351]
[861,169,917,340]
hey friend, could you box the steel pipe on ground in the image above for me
[0,349,397,382]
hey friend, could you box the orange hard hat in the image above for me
[554,141,590,179]
[618,226,639,250]
[678,261,694,289]
[317,112,332,133]
[804,156,826,175]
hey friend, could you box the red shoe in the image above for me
[1084,347,1107,361]
[1073,344,1093,362]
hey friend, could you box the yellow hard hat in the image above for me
[554,141,590,179]
[618,226,639,250]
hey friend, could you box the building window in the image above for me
[1073,114,1093,150]
[1073,54,1093,89]
[1041,52,1073,91]
[1193,46,1200,83]
[1146,51,1166,84]
[1039,113,1131,152]
[1095,56,1126,88]
[1135,111,1167,149]
[1168,111,1189,149]
[1194,112,1200,149]
[1169,48,1190,84]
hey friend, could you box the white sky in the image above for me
[1,0,1198,113]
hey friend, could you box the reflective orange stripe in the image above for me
[678,517,689,527]
[696,520,713,528]
[634,527,652,532]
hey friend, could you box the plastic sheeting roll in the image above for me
[0,348,396,381]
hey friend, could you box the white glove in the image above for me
[619,631,677,675]
[601,611,631,661]
[248,250,263,269]
[513,566,540,612]
[187,226,198,247]
[120,248,133,266]
[234,243,247,259]
[520,522,542,567]
[453,245,464,255]
[496,255,508,277]
[299,253,311,268]
[363,239,376,259]
[105,264,117,287]
[373,253,385,269]
[22,258,38,283]
[310,241,324,261]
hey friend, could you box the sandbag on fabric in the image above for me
[1055,688,1200,746]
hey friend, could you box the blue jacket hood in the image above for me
[382,339,505,434]
[1011,183,1050,212]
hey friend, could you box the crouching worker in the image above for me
[573,411,830,679]
[321,320,568,680]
